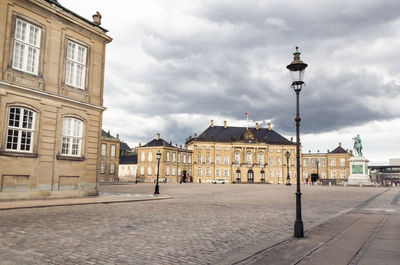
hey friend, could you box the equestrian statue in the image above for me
[352,134,363,157]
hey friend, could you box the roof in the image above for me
[120,155,137,164]
[102,129,117,139]
[142,138,173,148]
[44,0,109,32]
[329,146,348,154]
[120,142,131,151]
[188,125,294,145]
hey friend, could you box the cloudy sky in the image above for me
[62,0,400,165]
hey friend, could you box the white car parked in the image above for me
[212,179,227,184]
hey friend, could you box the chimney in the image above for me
[339,142,342,147]
[211,120,214,128]
[224,121,227,128]
[309,150,311,154]
[327,149,329,153]
[156,133,160,140]
[180,145,182,148]
[116,134,119,139]
[317,150,320,153]
[139,143,141,147]
[267,123,271,131]
[107,130,110,137]
[92,11,102,25]
[194,133,197,138]
[255,123,259,130]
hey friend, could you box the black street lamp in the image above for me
[287,46,308,238]
[154,150,161,195]
[316,159,320,182]
[285,150,291,186]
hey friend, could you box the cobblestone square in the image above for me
[0,184,394,264]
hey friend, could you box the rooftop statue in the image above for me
[352,134,363,157]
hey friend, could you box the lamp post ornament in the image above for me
[352,134,363,157]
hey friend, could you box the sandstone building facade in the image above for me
[0,0,111,199]
[185,121,299,184]
[99,130,120,182]
[302,143,352,184]
[136,133,192,183]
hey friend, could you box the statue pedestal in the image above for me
[347,156,371,185]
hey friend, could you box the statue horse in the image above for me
[353,139,363,157]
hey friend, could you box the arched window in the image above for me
[261,170,265,182]
[258,153,264,166]
[236,170,241,182]
[246,152,252,165]
[61,117,83,156]
[248,170,254,183]
[234,152,240,165]
[6,106,36,152]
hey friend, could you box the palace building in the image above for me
[185,120,299,184]
[136,133,193,183]
[0,0,111,199]
[301,143,352,185]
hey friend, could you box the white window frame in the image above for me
[330,158,336,167]
[235,152,240,165]
[166,151,170,162]
[197,155,202,164]
[6,107,35,152]
[101,143,106,156]
[65,39,87,89]
[206,155,210,164]
[246,152,252,165]
[224,156,229,165]
[224,169,229,177]
[140,152,145,162]
[147,166,152,176]
[61,117,83,157]
[12,18,41,75]
[197,168,202,176]
[216,156,221,165]
[331,171,337,179]
[258,153,264,166]
[172,152,176,162]
[100,162,105,174]
[110,144,116,157]
[109,163,115,174]
[148,151,153,161]
[216,169,221,177]
[340,158,346,167]
[140,166,144,176]
[206,168,210,176]
[172,168,176,176]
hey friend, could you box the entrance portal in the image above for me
[248,170,254,183]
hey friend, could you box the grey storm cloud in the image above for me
[85,0,400,147]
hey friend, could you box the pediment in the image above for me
[241,129,256,142]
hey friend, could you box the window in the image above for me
[166,152,170,162]
[100,144,106,156]
[206,146,211,150]
[277,158,282,166]
[321,158,326,167]
[61,117,83,156]
[340,158,346,167]
[216,169,221,177]
[206,168,210,176]
[148,151,153,161]
[224,156,229,165]
[303,158,308,167]
[183,154,186,164]
[341,171,346,179]
[140,152,145,162]
[6,107,35,152]
[12,18,41,75]
[109,164,115,174]
[224,147,229,151]
[277,149,281,153]
[197,155,202,164]
[110,145,116,157]
[197,168,202,176]
[224,169,229,177]
[216,156,221,164]
[147,166,152,176]
[269,158,274,166]
[65,40,87,89]
[258,153,264,166]
[236,170,241,182]
[172,152,176,162]
[100,177,105,182]
[140,166,144,176]
[178,153,181,163]
[197,146,202,150]
[172,168,176,176]
[269,170,274,178]
[246,152,252,165]
[322,171,327,179]
[261,171,265,182]
[331,171,337,179]
[235,152,240,165]
[166,167,170,176]
[216,146,221,151]
[277,170,282,178]
[330,159,336,167]
[269,148,273,153]
[188,155,192,164]
[100,162,105,173]
[206,155,210,164]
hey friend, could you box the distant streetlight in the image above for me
[285,150,291,186]
[154,150,162,195]
[316,159,320,182]
[287,46,308,238]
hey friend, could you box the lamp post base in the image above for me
[285,183,292,186]
[294,220,304,238]
[154,185,159,195]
